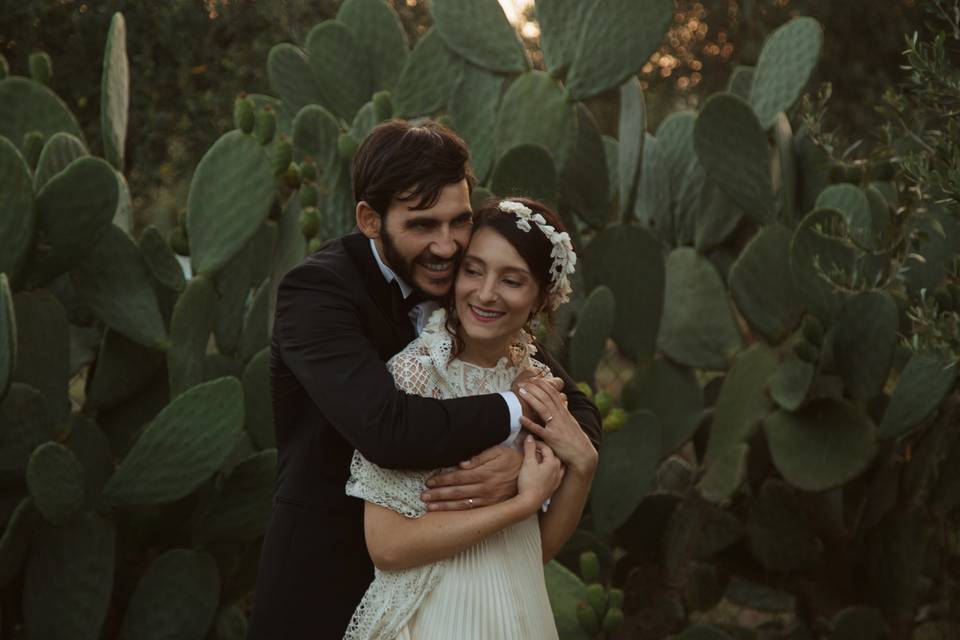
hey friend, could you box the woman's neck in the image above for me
[457,334,512,368]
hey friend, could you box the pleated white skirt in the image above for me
[395,514,559,640]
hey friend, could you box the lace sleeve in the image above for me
[344,345,444,518]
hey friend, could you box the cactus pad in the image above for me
[658,248,743,370]
[33,131,89,190]
[490,144,557,206]
[12,290,69,421]
[569,286,615,384]
[70,225,169,350]
[0,136,33,283]
[832,291,897,401]
[0,77,84,153]
[495,71,575,174]
[168,275,216,398]
[394,29,464,118]
[267,44,324,118]
[697,443,749,505]
[565,0,672,101]
[448,63,506,183]
[431,0,527,73]
[0,275,13,401]
[187,130,275,276]
[194,449,277,543]
[562,103,610,228]
[618,78,646,220]
[100,12,129,170]
[306,20,371,122]
[749,17,823,129]
[622,358,702,456]
[763,399,877,492]
[878,352,956,439]
[26,441,85,524]
[337,0,409,92]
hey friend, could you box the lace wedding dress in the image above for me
[343,309,559,640]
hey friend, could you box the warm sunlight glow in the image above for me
[498,0,533,25]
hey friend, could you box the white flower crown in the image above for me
[497,200,577,310]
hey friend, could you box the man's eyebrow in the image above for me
[404,216,438,226]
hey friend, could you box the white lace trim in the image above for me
[343,308,549,639]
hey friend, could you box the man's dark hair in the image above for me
[352,120,476,218]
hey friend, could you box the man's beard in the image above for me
[380,226,461,299]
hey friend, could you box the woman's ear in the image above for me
[356,201,382,239]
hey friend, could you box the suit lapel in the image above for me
[342,232,416,346]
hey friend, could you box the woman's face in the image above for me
[454,226,542,347]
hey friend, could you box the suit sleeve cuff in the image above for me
[499,391,523,446]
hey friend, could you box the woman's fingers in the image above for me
[519,380,561,421]
[520,416,552,442]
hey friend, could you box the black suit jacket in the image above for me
[247,232,601,639]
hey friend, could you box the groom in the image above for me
[247,120,601,639]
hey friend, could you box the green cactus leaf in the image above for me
[764,399,878,492]
[305,20,371,122]
[569,286,615,384]
[794,124,832,213]
[727,65,754,100]
[71,225,169,350]
[0,137,34,283]
[618,78,645,220]
[865,184,892,235]
[100,13,128,170]
[394,28,464,118]
[633,133,672,242]
[591,410,662,536]
[0,384,52,482]
[815,184,872,243]
[750,17,823,129]
[545,560,589,640]
[583,224,664,362]
[95,365,169,459]
[448,63,506,183]
[63,415,113,508]
[266,45,323,119]
[337,0,408,92]
[694,92,774,224]
[12,291,69,421]
[656,111,703,246]
[85,329,163,412]
[704,343,778,464]
[23,512,115,640]
[770,351,815,412]
[878,352,956,439]
[773,112,797,224]
[270,199,307,330]
[746,479,821,572]
[694,181,744,252]
[140,225,186,292]
[23,156,119,287]
[658,248,742,370]
[621,358,702,456]
[195,449,276,543]
[111,170,133,237]
[120,549,220,640]
[0,77,84,155]
[101,377,243,507]
[565,0,672,101]
[26,442,84,525]
[789,208,857,321]
[603,136,619,208]
[291,104,342,188]
[535,0,592,78]
[561,103,610,228]
[348,101,380,144]
[495,71,575,174]
[0,275,14,402]
[0,496,40,587]
[832,291,897,402]
[214,605,248,640]
[168,275,216,398]
[729,224,803,344]
[242,347,275,450]
[490,144,558,206]
[33,131,88,190]
[187,130,275,276]
[698,443,748,505]
[431,0,527,73]
[239,278,271,363]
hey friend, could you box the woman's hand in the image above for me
[518,378,598,477]
[516,435,564,513]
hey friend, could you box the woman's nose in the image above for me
[477,277,497,302]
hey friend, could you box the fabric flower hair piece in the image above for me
[497,200,577,310]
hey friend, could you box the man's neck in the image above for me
[369,237,413,298]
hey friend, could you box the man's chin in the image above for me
[413,275,453,298]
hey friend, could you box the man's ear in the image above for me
[356,201,382,239]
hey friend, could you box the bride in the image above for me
[343,198,598,639]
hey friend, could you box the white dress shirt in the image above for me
[369,239,522,439]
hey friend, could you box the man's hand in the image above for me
[420,445,523,511]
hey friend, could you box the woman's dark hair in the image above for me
[352,120,475,218]
[445,197,571,354]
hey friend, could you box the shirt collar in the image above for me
[369,237,414,299]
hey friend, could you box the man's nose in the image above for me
[431,227,457,258]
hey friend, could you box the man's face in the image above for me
[377,179,473,299]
